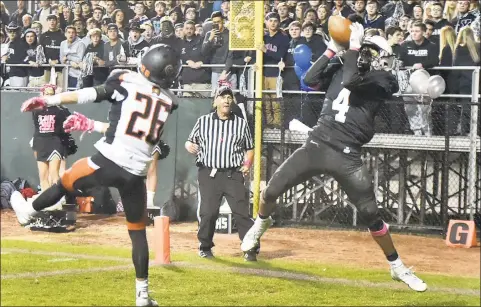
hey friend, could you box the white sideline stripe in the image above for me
[2,248,479,297]
[2,248,131,262]
[47,258,78,263]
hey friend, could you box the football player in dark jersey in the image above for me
[241,23,427,292]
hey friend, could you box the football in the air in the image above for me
[328,15,352,46]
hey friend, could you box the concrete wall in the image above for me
[0,91,212,217]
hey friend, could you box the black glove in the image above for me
[157,140,170,160]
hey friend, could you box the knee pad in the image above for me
[368,219,389,237]
[357,199,379,226]
[263,181,282,204]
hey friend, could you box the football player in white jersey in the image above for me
[14,44,182,307]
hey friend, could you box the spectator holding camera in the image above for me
[202,11,237,93]
[181,20,211,97]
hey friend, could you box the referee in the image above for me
[185,86,257,261]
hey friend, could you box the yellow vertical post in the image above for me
[252,1,264,217]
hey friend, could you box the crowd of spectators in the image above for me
[1,0,480,136]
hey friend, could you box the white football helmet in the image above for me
[357,35,396,73]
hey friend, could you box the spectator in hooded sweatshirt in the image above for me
[429,2,451,46]
[256,12,289,128]
[118,21,150,67]
[82,28,108,87]
[399,21,438,136]
[60,25,86,89]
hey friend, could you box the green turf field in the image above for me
[1,240,479,306]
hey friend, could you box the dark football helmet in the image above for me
[138,43,182,89]
[357,35,395,74]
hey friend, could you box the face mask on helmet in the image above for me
[357,44,395,73]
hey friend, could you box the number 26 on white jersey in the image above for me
[332,88,351,123]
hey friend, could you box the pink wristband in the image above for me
[243,160,252,168]
[324,49,335,59]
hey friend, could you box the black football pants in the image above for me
[263,137,379,226]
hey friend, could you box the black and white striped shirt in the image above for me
[188,112,254,169]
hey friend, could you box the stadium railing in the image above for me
[2,63,479,228]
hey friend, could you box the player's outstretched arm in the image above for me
[20,87,101,112]
[63,112,109,134]
[304,36,346,87]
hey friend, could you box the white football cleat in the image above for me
[391,265,427,292]
[241,216,273,252]
[136,289,158,306]
[10,191,37,226]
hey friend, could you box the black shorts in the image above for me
[33,136,66,162]
[263,137,376,213]
[61,152,147,225]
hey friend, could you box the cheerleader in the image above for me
[31,84,77,193]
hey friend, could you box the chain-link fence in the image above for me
[259,85,480,232]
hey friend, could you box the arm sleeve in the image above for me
[303,54,333,87]
[93,70,129,103]
[187,119,200,143]
[341,49,360,85]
